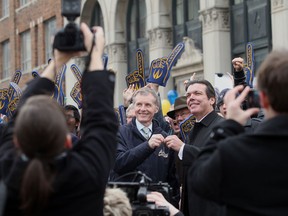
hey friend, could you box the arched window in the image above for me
[90,1,104,28]
[126,0,149,75]
[230,0,272,73]
[172,0,202,50]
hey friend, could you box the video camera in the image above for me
[108,177,171,216]
[53,0,86,51]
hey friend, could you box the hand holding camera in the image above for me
[53,0,104,72]
[224,85,260,125]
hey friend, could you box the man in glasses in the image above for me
[64,104,81,144]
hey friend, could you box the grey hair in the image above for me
[132,87,160,108]
[103,188,132,216]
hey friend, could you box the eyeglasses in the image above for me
[175,111,190,119]
[65,114,75,120]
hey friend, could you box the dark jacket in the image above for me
[181,110,225,216]
[0,70,118,216]
[112,117,179,204]
[190,115,288,216]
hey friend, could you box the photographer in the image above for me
[0,23,118,216]
[216,57,263,133]
[189,50,288,215]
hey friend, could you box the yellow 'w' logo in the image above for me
[153,70,163,79]
[0,101,5,110]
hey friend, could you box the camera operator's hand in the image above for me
[80,23,104,71]
[148,134,164,149]
[224,85,260,125]
[147,192,180,216]
[232,57,244,72]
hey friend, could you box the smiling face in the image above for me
[134,93,159,126]
[186,83,215,120]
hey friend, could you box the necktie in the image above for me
[141,127,150,140]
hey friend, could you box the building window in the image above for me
[21,31,31,72]
[19,0,30,7]
[45,17,56,62]
[2,0,9,17]
[172,0,202,50]
[230,0,272,73]
[126,0,149,76]
[90,1,104,28]
[2,40,10,79]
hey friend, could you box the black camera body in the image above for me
[53,22,85,51]
[133,203,169,216]
[246,89,261,109]
[108,181,172,216]
[53,0,86,51]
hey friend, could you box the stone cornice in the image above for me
[271,0,287,13]
[148,28,173,50]
[199,7,230,33]
[106,43,127,63]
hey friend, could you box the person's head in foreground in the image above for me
[13,95,71,215]
[103,188,132,216]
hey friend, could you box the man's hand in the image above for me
[232,57,244,72]
[164,135,184,152]
[146,83,159,93]
[184,72,196,89]
[123,84,135,107]
[224,85,260,125]
[148,134,164,149]
[81,23,105,71]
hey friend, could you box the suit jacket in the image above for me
[112,118,179,204]
[190,115,288,216]
[181,110,225,216]
[0,70,118,216]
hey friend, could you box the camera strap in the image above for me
[85,34,96,70]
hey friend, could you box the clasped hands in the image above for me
[148,134,183,152]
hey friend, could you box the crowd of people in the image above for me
[0,22,288,216]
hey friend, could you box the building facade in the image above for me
[0,0,63,88]
[0,0,287,106]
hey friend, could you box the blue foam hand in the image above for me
[118,105,127,125]
[70,64,83,109]
[102,54,109,70]
[6,82,23,117]
[52,64,66,106]
[147,42,185,87]
[245,42,255,88]
[32,70,40,78]
[125,49,146,90]
[0,70,22,115]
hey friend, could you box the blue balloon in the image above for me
[167,90,178,105]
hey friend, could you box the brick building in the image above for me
[0,0,63,88]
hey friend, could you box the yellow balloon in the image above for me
[161,99,171,116]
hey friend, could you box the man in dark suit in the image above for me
[111,86,179,204]
[189,50,288,215]
[165,80,224,216]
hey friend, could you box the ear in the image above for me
[64,134,73,149]
[209,97,216,106]
[155,105,159,114]
[259,90,269,109]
